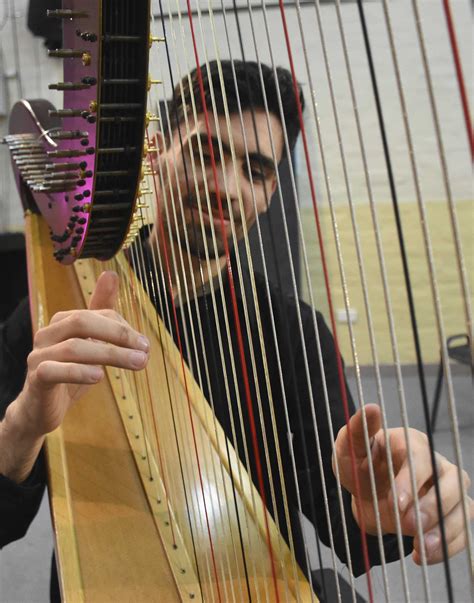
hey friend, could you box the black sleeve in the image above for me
[0,297,47,549]
[293,303,412,576]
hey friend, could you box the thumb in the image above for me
[337,403,382,460]
[88,271,119,311]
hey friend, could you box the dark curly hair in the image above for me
[167,59,304,160]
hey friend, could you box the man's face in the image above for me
[156,108,284,260]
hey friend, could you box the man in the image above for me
[0,60,471,599]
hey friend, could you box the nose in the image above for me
[206,156,239,205]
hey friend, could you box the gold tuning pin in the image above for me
[149,35,166,48]
[47,49,91,66]
[145,112,160,127]
[89,101,98,113]
[138,188,152,196]
[147,76,162,91]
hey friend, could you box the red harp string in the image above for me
[145,130,223,602]
[184,2,281,600]
[442,0,473,160]
[276,1,375,600]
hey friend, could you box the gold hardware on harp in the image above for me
[147,76,163,90]
[149,35,166,47]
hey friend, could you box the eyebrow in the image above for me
[194,133,276,174]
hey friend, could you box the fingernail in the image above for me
[425,532,440,555]
[398,491,410,513]
[137,336,150,352]
[130,350,147,368]
[90,367,103,381]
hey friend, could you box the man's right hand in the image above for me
[0,271,150,483]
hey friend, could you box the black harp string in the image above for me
[144,120,227,596]
[149,41,237,603]
[152,4,254,596]
[152,72,260,603]
[306,0,423,598]
[355,1,454,600]
[146,97,240,600]
[252,4,388,592]
[228,1,340,600]
[133,217,206,596]
[131,225,189,545]
[152,8,251,597]
[192,5,304,597]
[162,1,314,596]
[408,0,473,569]
[233,1,400,600]
[160,8,286,597]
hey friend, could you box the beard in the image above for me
[167,211,236,260]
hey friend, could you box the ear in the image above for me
[269,174,277,197]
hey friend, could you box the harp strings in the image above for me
[148,0,312,600]
[192,2,314,595]
[302,1,423,599]
[148,12,261,597]
[147,27,255,596]
[227,2,355,599]
[146,0,372,600]
[410,0,472,342]
[267,1,382,598]
[380,0,472,585]
[92,1,472,601]
[408,0,473,572]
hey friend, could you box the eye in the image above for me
[249,169,266,183]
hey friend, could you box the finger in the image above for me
[35,311,149,352]
[391,432,433,514]
[49,308,128,326]
[413,529,468,566]
[31,339,148,372]
[336,404,381,460]
[35,361,104,386]
[412,498,473,564]
[88,271,119,311]
[404,461,471,534]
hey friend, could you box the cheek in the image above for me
[253,187,270,217]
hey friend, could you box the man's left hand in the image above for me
[333,404,473,565]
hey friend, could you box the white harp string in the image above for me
[166,4,295,596]
[150,9,268,596]
[70,1,473,601]
[194,2,312,596]
[307,0,429,598]
[408,0,473,574]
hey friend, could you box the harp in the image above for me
[2,0,472,601]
